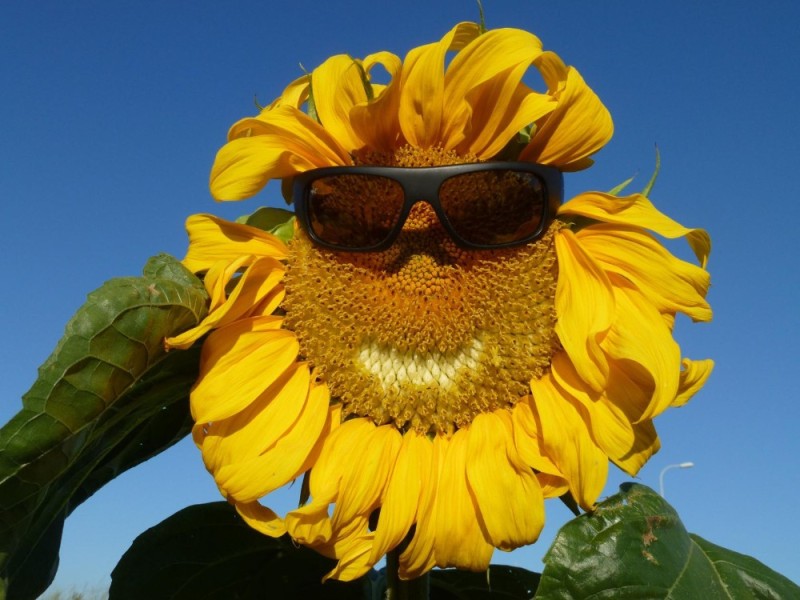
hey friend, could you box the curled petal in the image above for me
[550,353,659,476]
[521,52,613,170]
[603,279,681,422]
[322,526,375,582]
[276,74,311,109]
[398,22,481,148]
[350,51,403,151]
[285,502,333,547]
[236,502,286,538]
[166,256,285,349]
[673,358,715,407]
[559,192,711,268]
[440,27,555,156]
[312,55,370,152]
[577,224,712,322]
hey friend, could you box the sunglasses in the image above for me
[292,162,563,252]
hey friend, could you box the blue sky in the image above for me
[2,0,799,593]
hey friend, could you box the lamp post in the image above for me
[659,462,694,497]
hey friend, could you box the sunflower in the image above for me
[166,21,713,581]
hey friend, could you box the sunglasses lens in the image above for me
[306,174,404,249]
[439,170,547,246]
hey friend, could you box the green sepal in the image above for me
[607,146,661,198]
[352,57,374,101]
[607,174,636,196]
[535,483,800,599]
[236,206,296,243]
[640,145,661,198]
[495,123,536,162]
[0,254,208,599]
[303,70,319,123]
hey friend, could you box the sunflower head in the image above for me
[168,21,713,582]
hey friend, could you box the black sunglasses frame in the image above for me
[292,162,564,252]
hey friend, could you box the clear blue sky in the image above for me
[2,1,798,593]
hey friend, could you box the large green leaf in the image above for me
[111,502,543,600]
[109,502,367,600]
[428,566,540,599]
[535,483,799,599]
[0,254,208,600]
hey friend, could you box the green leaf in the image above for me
[110,502,368,600]
[429,566,540,599]
[535,483,799,599]
[0,254,208,600]
[236,206,295,243]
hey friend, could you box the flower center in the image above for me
[283,146,561,434]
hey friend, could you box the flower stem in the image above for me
[385,549,429,600]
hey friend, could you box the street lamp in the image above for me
[659,462,694,497]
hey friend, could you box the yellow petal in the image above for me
[466,412,544,550]
[236,501,287,538]
[521,52,613,170]
[672,358,714,407]
[166,256,285,350]
[433,429,494,570]
[398,22,481,148]
[210,367,329,503]
[312,55,370,152]
[210,106,351,201]
[577,224,712,322]
[550,353,659,476]
[322,528,376,582]
[399,434,445,579]
[182,214,288,273]
[307,418,375,504]
[460,74,556,159]
[201,362,310,474]
[438,27,555,156]
[530,369,608,510]
[331,425,401,531]
[559,192,711,268]
[350,51,403,152]
[603,279,681,422]
[554,228,613,392]
[511,399,569,498]
[369,431,431,564]
[202,254,253,313]
[276,74,310,109]
[285,501,333,546]
[191,316,297,423]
